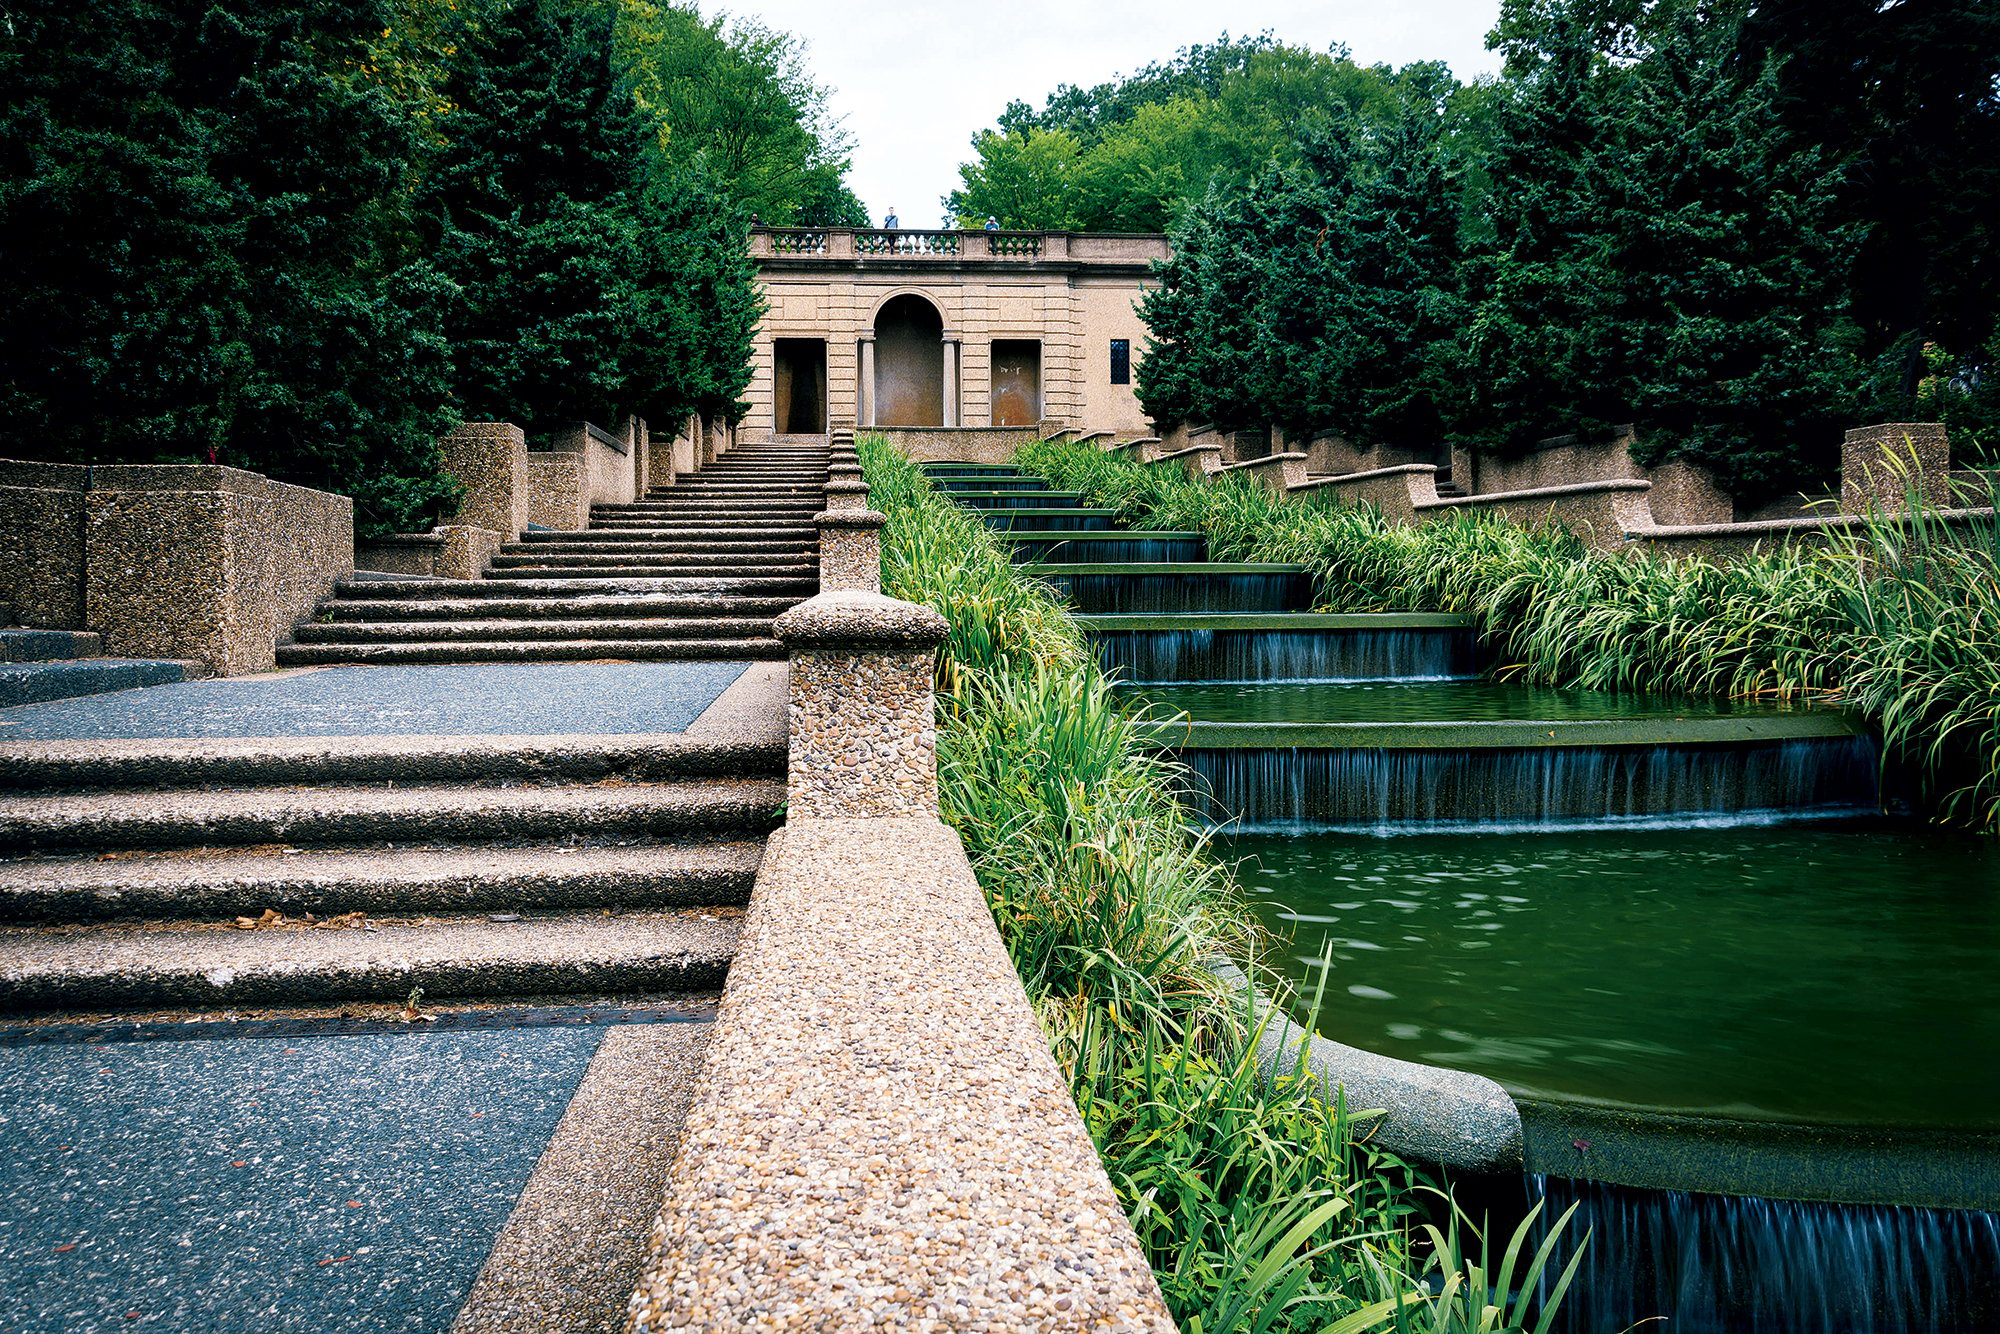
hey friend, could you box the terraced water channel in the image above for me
[930,460,2000,1332]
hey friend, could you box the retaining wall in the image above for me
[85,465,353,674]
[624,474,1176,1331]
[0,460,88,628]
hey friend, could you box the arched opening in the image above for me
[873,294,944,427]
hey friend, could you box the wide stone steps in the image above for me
[490,553,815,571]
[0,840,763,923]
[500,541,814,556]
[514,527,819,543]
[330,576,818,599]
[312,595,800,623]
[0,779,785,852]
[490,564,817,582]
[292,617,779,645]
[279,638,782,665]
[0,908,739,1010]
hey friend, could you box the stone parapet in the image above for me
[625,816,1175,1332]
[84,465,353,675]
[0,460,88,628]
[526,453,587,531]
[439,422,528,539]
[1842,423,1952,515]
[814,509,885,591]
[873,426,1039,464]
[773,591,946,820]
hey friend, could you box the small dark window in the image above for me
[1110,338,1131,385]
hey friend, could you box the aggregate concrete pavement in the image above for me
[0,662,752,741]
[0,1024,650,1333]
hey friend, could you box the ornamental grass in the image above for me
[1019,441,2000,832]
[860,435,1583,1333]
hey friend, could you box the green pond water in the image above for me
[1230,825,2000,1129]
[1133,680,1801,724]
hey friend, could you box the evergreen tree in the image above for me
[0,0,458,531]
[1610,9,1861,494]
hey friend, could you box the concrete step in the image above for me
[489,564,817,582]
[333,577,816,599]
[315,595,801,622]
[514,529,818,543]
[498,541,814,556]
[292,617,778,644]
[277,638,786,666]
[593,504,825,517]
[489,554,815,571]
[0,629,104,663]
[0,840,764,923]
[0,659,194,709]
[0,732,785,791]
[0,779,785,852]
[0,906,739,1010]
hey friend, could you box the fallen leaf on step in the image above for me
[316,912,367,930]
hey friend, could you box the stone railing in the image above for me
[624,427,1176,1331]
[768,228,827,254]
[855,229,960,256]
[986,230,1042,256]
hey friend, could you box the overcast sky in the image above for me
[708,0,1505,226]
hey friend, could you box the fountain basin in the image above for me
[1081,613,1478,682]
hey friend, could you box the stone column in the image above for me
[815,509,885,592]
[857,335,876,428]
[773,591,948,819]
[941,334,960,428]
[1841,423,1952,515]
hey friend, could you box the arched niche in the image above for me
[873,294,945,427]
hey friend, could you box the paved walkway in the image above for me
[0,662,750,740]
[0,659,768,1332]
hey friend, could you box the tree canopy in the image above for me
[0,0,860,533]
[1068,4,2000,495]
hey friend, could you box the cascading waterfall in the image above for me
[981,512,1117,531]
[1528,1175,2000,1334]
[1008,537,1206,564]
[1093,627,1476,683]
[1044,571,1313,613]
[1178,735,1881,830]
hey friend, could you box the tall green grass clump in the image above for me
[861,435,1584,1333]
[1019,441,2000,831]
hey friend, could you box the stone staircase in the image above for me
[0,439,827,1019]
[281,439,830,666]
[0,604,192,708]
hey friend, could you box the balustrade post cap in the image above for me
[773,590,947,650]
[814,507,886,529]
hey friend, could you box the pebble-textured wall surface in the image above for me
[0,460,88,628]
[816,512,885,593]
[85,465,353,675]
[1843,422,1952,515]
[624,817,1176,1333]
[436,525,503,580]
[441,422,529,539]
[785,651,937,817]
[526,455,587,531]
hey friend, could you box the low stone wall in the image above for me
[356,525,502,580]
[0,460,88,628]
[1131,423,1990,562]
[526,454,588,531]
[624,517,1176,1331]
[875,425,1041,464]
[439,422,528,539]
[553,420,640,508]
[85,465,353,674]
